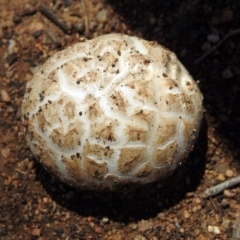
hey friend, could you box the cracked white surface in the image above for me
[22,33,203,190]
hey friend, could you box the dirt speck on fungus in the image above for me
[0,0,240,239]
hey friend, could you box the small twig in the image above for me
[80,0,90,38]
[204,175,240,198]
[194,28,240,65]
[39,4,71,34]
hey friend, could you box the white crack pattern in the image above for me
[22,34,203,190]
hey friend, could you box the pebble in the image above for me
[96,9,108,23]
[43,197,49,203]
[30,65,41,75]
[8,39,18,55]
[1,148,11,159]
[224,189,236,197]
[183,210,190,219]
[1,90,11,102]
[225,169,234,177]
[134,235,147,240]
[31,228,41,236]
[217,173,226,181]
[207,34,220,43]
[194,229,201,235]
[175,221,181,228]
[101,217,109,223]
[137,219,153,232]
[222,68,233,79]
[192,206,201,213]
[179,228,184,233]
[157,212,165,219]
[129,223,138,230]
[208,225,220,234]
[6,106,14,113]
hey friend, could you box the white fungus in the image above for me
[22,33,203,190]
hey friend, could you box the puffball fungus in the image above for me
[22,33,203,190]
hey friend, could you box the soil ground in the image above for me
[0,0,240,239]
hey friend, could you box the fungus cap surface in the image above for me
[22,33,203,190]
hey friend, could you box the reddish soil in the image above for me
[0,0,240,239]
